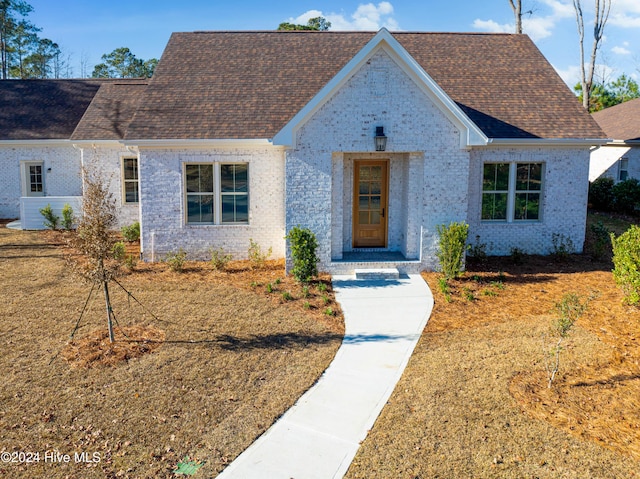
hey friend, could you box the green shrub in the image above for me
[588,177,614,211]
[210,246,232,271]
[281,291,293,301]
[123,253,137,270]
[551,233,575,260]
[39,204,59,230]
[437,277,452,303]
[589,221,611,260]
[611,225,640,305]
[248,238,272,269]
[164,248,187,273]
[510,247,524,264]
[112,241,126,260]
[612,178,640,214]
[436,221,469,280]
[467,235,487,262]
[61,203,74,230]
[121,221,140,242]
[286,226,320,283]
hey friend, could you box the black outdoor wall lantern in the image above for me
[374,126,387,151]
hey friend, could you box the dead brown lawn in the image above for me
[0,224,342,478]
[347,214,640,478]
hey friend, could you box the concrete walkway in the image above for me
[216,273,434,479]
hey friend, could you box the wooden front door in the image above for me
[353,160,388,248]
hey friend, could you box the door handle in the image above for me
[382,208,385,218]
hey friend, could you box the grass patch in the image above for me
[0,223,342,478]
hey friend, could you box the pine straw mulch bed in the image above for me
[347,237,640,477]
[0,224,343,478]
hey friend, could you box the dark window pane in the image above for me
[220,164,234,192]
[481,193,507,220]
[516,163,542,191]
[515,193,540,220]
[186,165,200,193]
[125,182,138,203]
[123,158,138,180]
[233,164,248,192]
[483,163,509,191]
[187,194,213,223]
[234,195,248,223]
[221,195,235,223]
[200,165,214,192]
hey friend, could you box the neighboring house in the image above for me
[0,29,606,273]
[590,98,640,183]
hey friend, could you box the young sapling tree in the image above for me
[72,169,120,343]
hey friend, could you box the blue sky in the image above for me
[27,0,640,87]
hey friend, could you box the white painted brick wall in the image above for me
[286,49,468,272]
[467,147,590,255]
[81,145,140,228]
[139,147,285,261]
[0,144,81,219]
[590,145,640,182]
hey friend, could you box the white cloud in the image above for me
[474,0,575,41]
[555,63,617,88]
[554,64,581,87]
[471,19,513,34]
[612,42,631,55]
[287,2,399,31]
[609,12,640,28]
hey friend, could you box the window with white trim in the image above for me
[185,163,249,225]
[122,157,139,203]
[482,162,543,222]
[618,158,629,182]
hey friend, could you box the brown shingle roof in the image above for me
[71,80,148,141]
[125,31,604,141]
[0,79,105,140]
[592,98,640,142]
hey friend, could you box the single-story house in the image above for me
[590,98,640,183]
[0,28,606,273]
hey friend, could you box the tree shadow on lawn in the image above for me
[156,331,344,351]
[467,253,613,277]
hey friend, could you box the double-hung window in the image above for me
[220,164,249,224]
[122,157,139,204]
[482,162,543,222]
[185,163,249,225]
[618,158,629,182]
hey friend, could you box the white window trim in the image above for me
[482,162,544,223]
[121,155,139,204]
[183,162,249,226]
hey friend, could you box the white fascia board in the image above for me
[123,138,282,149]
[0,139,72,147]
[486,138,610,147]
[71,140,125,148]
[272,27,488,149]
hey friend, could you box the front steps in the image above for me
[354,268,400,280]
